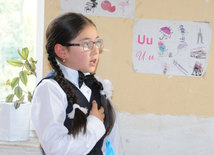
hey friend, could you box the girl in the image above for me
[31,12,123,155]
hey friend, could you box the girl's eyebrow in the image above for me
[79,36,99,42]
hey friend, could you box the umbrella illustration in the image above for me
[159,26,172,40]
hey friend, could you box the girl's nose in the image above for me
[91,44,99,55]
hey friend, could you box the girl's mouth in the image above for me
[90,59,96,65]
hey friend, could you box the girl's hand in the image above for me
[90,100,105,122]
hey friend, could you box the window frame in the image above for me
[35,0,44,83]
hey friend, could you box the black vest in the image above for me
[39,70,105,155]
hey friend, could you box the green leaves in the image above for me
[19,71,27,86]
[3,47,37,109]
[11,77,19,89]
[14,102,20,109]
[18,47,29,60]
[7,60,23,67]
[14,86,22,98]
[24,60,35,73]
[6,94,14,102]
[28,91,32,102]
[29,57,37,63]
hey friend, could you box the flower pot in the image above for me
[0,102,31,141]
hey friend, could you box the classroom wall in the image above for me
[43,0,214,154]
[43,0,214,116]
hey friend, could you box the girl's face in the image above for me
[64,24,100,73]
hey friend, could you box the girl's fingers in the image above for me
[91,100,98,110]
[99,106,104,113]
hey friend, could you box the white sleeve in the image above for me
[31,79,106,155]
[102,112,124,155]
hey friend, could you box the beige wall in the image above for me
[44,0,214,116]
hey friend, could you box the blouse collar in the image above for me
[57,62,90,88]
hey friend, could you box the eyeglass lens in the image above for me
[83,39,103,51]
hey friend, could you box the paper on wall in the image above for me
[132,19,212,77]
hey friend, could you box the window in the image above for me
[0,0,43,100]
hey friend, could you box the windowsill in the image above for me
[0,130,42,155]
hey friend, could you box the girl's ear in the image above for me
[54,43,67,60]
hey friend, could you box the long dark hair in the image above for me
[45,12,115,137]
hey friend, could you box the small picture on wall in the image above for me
[60,0,135,18]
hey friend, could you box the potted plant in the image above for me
[0,47,37,141]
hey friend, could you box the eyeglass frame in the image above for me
[62,38,104,51]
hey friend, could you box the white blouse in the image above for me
[31,63,123,155]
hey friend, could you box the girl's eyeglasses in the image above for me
[62,39,104,51]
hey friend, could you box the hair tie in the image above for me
[67,104,88,119]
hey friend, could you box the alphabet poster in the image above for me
[60,0,135,18]
[132,19,212,77]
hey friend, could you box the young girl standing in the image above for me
[31,12,123,155]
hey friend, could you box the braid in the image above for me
[94,79,115,137]
[48,53,77,103]
[48,51,87,136]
